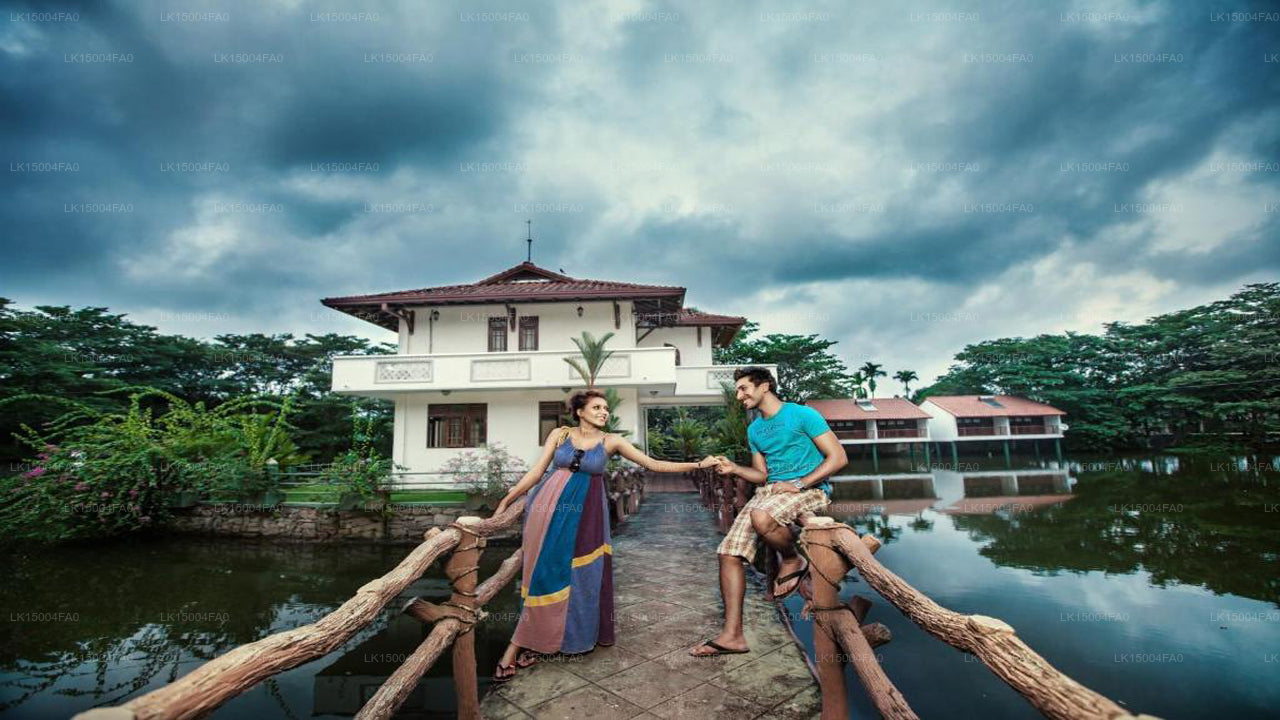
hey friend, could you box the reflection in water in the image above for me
[4,453,1279,719]
[0,537,523,719]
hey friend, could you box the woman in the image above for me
[491,389,717,680]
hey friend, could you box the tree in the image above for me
[893,370,919,398]
[715,321,856,402]
[564,331,616,388]
[860,362,886,396]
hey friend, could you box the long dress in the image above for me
[510,436,615,654]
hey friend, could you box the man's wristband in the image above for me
[789,478,807,490]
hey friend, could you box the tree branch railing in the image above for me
[686,471,1156,720]
[74,468,651,720]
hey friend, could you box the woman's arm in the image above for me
[607,435,718,473]
[493,431,561,515]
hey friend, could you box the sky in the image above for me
[3,0,1278,388]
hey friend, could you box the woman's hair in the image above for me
[568,389,608,420]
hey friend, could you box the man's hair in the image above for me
[733,366,778,396]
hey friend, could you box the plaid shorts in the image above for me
[716,483,831,562]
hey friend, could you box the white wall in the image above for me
[393,387,642,476]
[920,400,958,440]
[397,300,637,355]
[636,326,714,367]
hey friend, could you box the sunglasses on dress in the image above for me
[568,447,586,472]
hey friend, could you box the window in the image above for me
[519,316,539,351]
[978,395,1005,408]
[428,404,486,448]
[856,399,877,411]
[488,317,507,352]
[538,401,563,444]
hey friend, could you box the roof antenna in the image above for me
[525,219,532,263]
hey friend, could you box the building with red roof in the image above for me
[322,260,773,477]
[806,397,932,444]
[919,395,1066,440]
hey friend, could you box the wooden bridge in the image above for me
[74,468,1156,720]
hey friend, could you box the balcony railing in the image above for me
[958,426,998,437]
[1009,425,1050,435]
[876,428,924,439]
[835,429,869,440]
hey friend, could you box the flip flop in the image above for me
[689,639,750,657]
[515,650,540,668]
[492,661,517,683]
[772,557,809,600]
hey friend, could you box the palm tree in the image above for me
[859,362,886,397]
[564,331,616,388]
[893,370,918,398]
[850,371,868,399]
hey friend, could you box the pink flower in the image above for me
[128,488,139,497]
[22,467,46,479]
[100,491,111,498]
[74,482,89,491]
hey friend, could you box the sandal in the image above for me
[772,557,809,600]
[689,639,750,657]
[492,661,517,683]
[515,650,540,668]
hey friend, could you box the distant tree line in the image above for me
[916,283,1280,451]
[0,298,394,465]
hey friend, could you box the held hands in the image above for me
[713,455,736,476]
[697,455,719,470]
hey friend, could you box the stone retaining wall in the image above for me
[167,504,518,543]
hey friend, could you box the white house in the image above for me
[322,261,773,480]
[919,394,1067,464]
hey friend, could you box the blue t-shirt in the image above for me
[746,402,833,496]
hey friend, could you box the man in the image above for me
[690,366,847,657]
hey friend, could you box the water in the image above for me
[781,452,1280,719]
[0,537,525,719]
[3,453,1278,719]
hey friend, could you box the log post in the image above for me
[447,516,484,720]
[800,517,850,720]
[803,517,918,720]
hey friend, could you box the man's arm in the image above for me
[787,431,847,490]
[716,452,768,485]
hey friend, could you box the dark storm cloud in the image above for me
[0,0,1276,364]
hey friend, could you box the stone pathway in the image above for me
[480,487,821,719]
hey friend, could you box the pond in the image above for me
[781,451,1280,719]
[2,452,1279,719]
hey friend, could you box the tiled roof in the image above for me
[922,395,1066,417]
[321,261,687,331]
[807,397,931,421]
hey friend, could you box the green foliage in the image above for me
[0,300,395,464]
[714,321,856,402]
[319,414,402,512]
[0,387,303,541]
[709,384,752,464]
[439,443,529,510]
[917,283,1280,450]
[564,331,616,388]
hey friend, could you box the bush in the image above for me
[439,443,528,511]
[0,388,305,541]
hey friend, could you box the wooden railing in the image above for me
[958,426,998,436]
[1009,424,1051,435]
[834,429,870,440]
[75,469,648,720]
[687,472,1154,720]
[875,428,924,439]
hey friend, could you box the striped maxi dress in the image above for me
[511,431,615,654]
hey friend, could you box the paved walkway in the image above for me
[480,486,821,719]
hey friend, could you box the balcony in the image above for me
[877,427,925,439]
[332,347,679,396]
[332,350,773,400]
[958,426,998,437]
[835,429,869,440]
[1009,425,1048,435]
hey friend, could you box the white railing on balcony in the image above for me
[332,347,681,393]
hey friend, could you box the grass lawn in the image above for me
[277,482,468,505]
